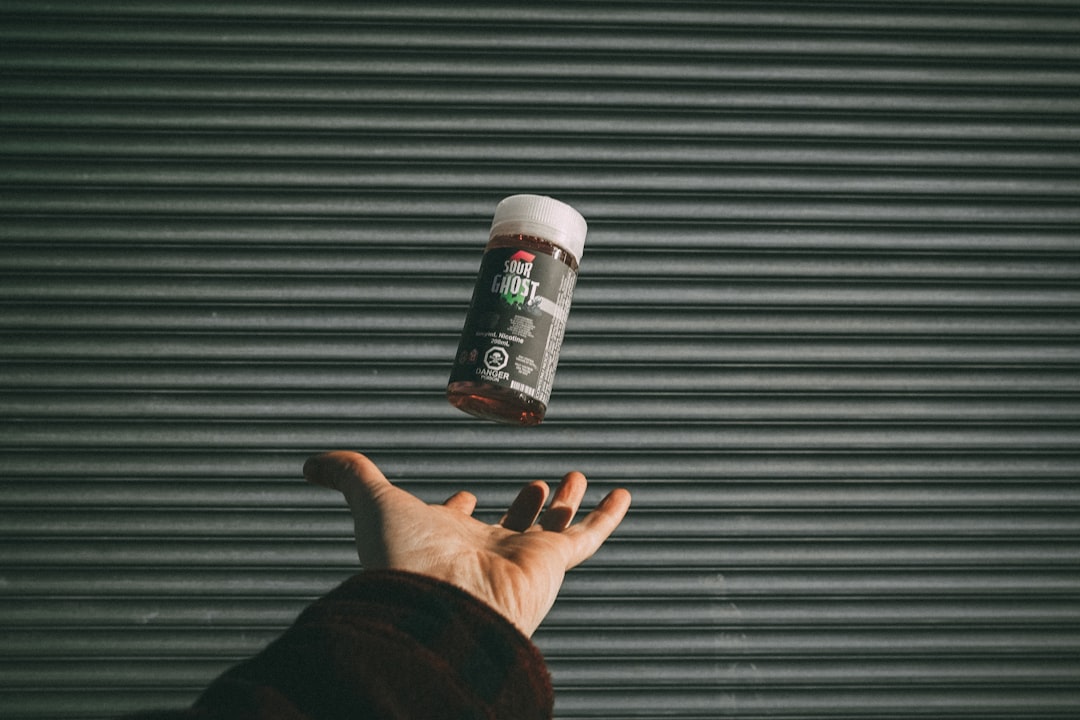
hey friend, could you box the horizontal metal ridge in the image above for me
[3,450,1076,480]
[1,363,1078,393]
[3,508,1077,538]
[7,160,1080,197]
[547,656,1080,682]
[1,218,1076,252]
[4,656,1080,688]
[5,596,1079,628]
[4,279,1079,307]
[3,539,1080,569]
[6,544,1080,569]
[5,625,1080,658]
[4,1,1080,32]
[4,481,1079,510]
[3,192,1078,227]
[4,14,1080,58]
[7,307,1079,338]
[5,103,1080,143]
[2,334,1075,364]
[5,391,1079,423]
[536,626,1080,656]
[2,567,1078,597]
[5,132,1080,171]
[6,52,1080,92]
[3,421,1080,452]
[550,688,1080,718]
[6,247,1080,279]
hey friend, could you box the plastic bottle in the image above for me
[447,194,587,425]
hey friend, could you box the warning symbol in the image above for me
[483,346,509,371]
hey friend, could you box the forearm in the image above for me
[131,570,553,720]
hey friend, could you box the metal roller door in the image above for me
[1,2,1079,718]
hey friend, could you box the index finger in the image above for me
[560,488,631,569]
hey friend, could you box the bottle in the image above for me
[447,194,587,425]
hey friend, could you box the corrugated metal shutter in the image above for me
[2,2,1079,718]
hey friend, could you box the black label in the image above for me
[449,247,577,406]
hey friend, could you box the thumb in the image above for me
[304,451,396,570]
[303,451,391,507]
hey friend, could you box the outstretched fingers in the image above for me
[560,488,632,569]
[539,471,588,531]
[500,481,550,532]
[443,490,478,516]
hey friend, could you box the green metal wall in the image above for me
[2,2,1079,718]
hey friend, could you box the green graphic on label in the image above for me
[494,249,539,307]
[449,247,577,405]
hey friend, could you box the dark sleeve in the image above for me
[128,570,554,720]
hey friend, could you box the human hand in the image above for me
[303,451,631,637]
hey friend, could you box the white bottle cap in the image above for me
[489,194,587,264]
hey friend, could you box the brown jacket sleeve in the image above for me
[128,570,553,720]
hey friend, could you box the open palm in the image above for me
[303,451,632,637]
